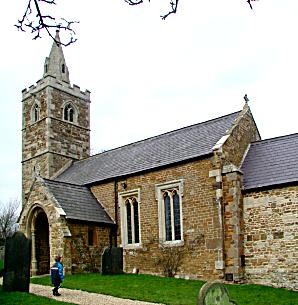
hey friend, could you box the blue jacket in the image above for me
[51,262,64,285]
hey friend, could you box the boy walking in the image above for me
[50,255,64,296]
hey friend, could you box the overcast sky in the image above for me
[0,0,297,204]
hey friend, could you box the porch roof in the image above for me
[44,179,115,225]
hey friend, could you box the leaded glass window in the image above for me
[124,197,140,245]
[162,189,181,242]
[126,200,132,244]
[164,192,172,241]
[173,190,181,240]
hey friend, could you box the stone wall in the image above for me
[221,105,260,167]
[92,157,225,281]
[243,185,298,290]
[66,222,111,273]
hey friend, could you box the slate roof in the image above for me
[56,111,241,185]
[43,179,115,224]
[241,133,298,191]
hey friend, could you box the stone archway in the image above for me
[29,208,50,275]
[35,211,50,274]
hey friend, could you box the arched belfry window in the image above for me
[63,103,76,123]
[31,102,40,123]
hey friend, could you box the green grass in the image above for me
[227,283,298,305]
[0,259,4,270]
[0,286,74,305]
[31,273,298,305]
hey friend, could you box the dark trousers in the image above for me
[52,283,61,295]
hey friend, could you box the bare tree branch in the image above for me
[124,0,256,19]
[124,0,179,20]
[247,0,258,10]
[125,0,144,5]
[161,0,179,20]
[0,199,20,240]
[15,0,79,46]
[16,1,257,45]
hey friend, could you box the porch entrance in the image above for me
[34,211,50,275]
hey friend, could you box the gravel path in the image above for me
[30,284,164,305]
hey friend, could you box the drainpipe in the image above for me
[114,179,118,247]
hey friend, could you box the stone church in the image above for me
[19,32,298,290]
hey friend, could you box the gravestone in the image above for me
[3,231,31,292]
[197,281,238,305]
[101,246,123,275]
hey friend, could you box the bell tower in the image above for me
[22,31,91,204]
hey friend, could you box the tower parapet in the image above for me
[22,76,91,101]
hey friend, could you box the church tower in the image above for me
[22,31,91,204]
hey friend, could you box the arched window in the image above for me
[162,190,181,242]
[62,64,65,73]
[156,180,183,244]
[63,103,75,123]
[120,190,141,247]
[31,103,40,123]
[124,197,140,245]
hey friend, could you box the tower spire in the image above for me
[43,31,70,83]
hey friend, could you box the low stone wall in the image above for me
[244,185,298,290]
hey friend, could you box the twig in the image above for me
[15,0,78,46]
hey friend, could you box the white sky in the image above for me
[0,0,297,204]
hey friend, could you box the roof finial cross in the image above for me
[244,94,249,103]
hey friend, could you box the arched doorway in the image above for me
[34,211,50,274]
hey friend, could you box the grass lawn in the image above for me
[31,273,298,305]
[0,259,4,270]
[0,286,74,305]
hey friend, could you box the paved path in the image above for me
[30,283,164,305]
